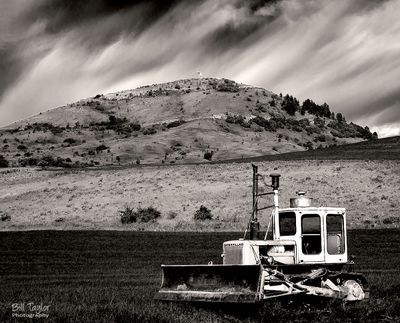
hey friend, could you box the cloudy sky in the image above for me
[0,0,399,137]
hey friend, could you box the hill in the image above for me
[0,78,377,168]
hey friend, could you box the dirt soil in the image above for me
[1,160,399,231]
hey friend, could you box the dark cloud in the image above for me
[205,2,284,51]
[346,0,394,13]
[0,0,399,137]
[349,89,400,123]
[234,0,281,12]
[206,20,265,52]
[27,0,182,34]
[0,0,189,102]
[0,47,22,101]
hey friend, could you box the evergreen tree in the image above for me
[282,95,299,116]
[321,103,331,118]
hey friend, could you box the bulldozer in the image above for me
[156,165,369,303]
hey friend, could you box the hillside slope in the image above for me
[0,78,376,167]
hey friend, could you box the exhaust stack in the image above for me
[270,174,280,240]
[250,165,281,240]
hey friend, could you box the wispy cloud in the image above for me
[0,0,399,137]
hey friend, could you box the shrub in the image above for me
[120,206,161,224]
[166,120,186,128]
[204,151,214,161]
[167,211,177,219]
[251,116,281,132]
[25,122,65,135]
[225,115,237,124]
[215,79,239,92]
[251,116,269,128]
[270,117,286,129]
[17,144,27,151]
[0,155,9,168]
[171,142,182,151]
[19,158,38,167]
[129,122,141,131]
[291,125,303,132]
[37,156,72,168]
[225,114,250,128]
[96,144,108,152]
[298,119,310,127]
[64,138,76,145]
[136,207,161,222]
[256,102,267,112]
[314,117,325,128]
[1,211,11,221]
[315,135,326,142]
[142,127,157,135]
[90,115,140,136]
[120,206,136,224]
[194,205,213,221]
[350,123,376,140]
[328,120,364,138]
[303,141,313,150]
[95,105,106,112]
[382,218,393,225]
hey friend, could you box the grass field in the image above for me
[225,136,400,162]
[1,159,399,231]
[0,230,399,322]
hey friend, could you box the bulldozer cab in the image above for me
[275,207,348,264]
[222,207,348,266]
[228,164,350,266]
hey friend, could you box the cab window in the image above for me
[301,214,321,254]
[327,214,345,254]
[279,212,296,236]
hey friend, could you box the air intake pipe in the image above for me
[270,174,280,240]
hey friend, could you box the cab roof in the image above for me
[279,207,346,213]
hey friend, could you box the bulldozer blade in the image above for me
[156,264,263,303]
